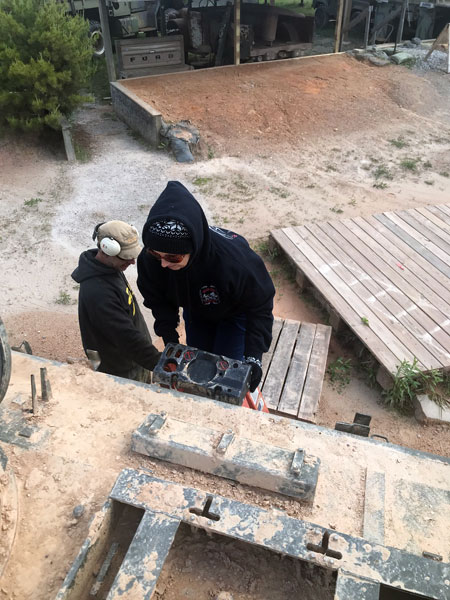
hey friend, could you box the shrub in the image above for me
[0,0,94,132]
[383,358,446,412]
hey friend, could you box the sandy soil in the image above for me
[154,526,336,599]
[1,51,450,464]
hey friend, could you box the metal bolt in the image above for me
[31,374,37,414]
[40,368,48,401]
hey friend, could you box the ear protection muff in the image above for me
[92,222,121,257]
[99,237,121,257]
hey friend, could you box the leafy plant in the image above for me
[361,316,369,326]
[269,186,289,198]
[383,358,447,412]
[439,171,449,178]
[193,177,212,186]
[55,290,73,305]
[373,165,393,180]
[389,137,407,149]
[24,197,43,207]
[327,357,352,393]
[0,0,94,132]
[359,356,378,389]
[330,205,344,214]
[373,182,388,189]
[252,238,279,260]
[400,158,419,172]
[424,180,434,186]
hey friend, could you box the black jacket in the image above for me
[72,249,159,377]
[137,181,275,362]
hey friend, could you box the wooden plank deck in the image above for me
[261,318,331,422]
[270,203,450,385]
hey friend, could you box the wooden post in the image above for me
[31,374,37,414]
[60,117,76,162]
[364,5,373,48]
[341,0,353,44]
[396,0,408,47]
[334,0,345,53]
[234,0,241,65]
[98,0,116,82]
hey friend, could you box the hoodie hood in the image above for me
[142,181,210,264]
[71,249,116,283]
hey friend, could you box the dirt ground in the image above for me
[1,50,450,463]
[154,525,336,600]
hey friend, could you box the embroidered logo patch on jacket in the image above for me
[199,285,220,305]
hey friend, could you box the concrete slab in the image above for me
[417,393,450,423]
[132,412,320,500]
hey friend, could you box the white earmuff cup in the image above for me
[100,237,121,257]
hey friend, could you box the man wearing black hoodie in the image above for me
[137,181,275,392]
[72,220,160,382]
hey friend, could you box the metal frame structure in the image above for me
[56,469,450,599]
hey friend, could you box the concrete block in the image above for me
[132,413,320,500]
[110,81,162,148]
[416,394,450,423]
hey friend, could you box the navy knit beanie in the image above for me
[145,219,193,254]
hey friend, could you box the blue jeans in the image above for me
[183,310,246,360]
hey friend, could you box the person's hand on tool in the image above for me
[245,357,263,392]
[148,351,162,371]
[163,331,179,345]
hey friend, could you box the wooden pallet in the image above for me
[270,204,450,387]
[261,318,331,423]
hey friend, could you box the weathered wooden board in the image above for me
[270,203,450,379]
[261,318,331,423]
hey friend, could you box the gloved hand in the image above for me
[148,350,162,371]
[245,356,263,393]
[163,331,179,345]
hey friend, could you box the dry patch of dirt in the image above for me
[122,54,445,156]
[154,526,336,600]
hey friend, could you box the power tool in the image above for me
[153,343,268,412]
